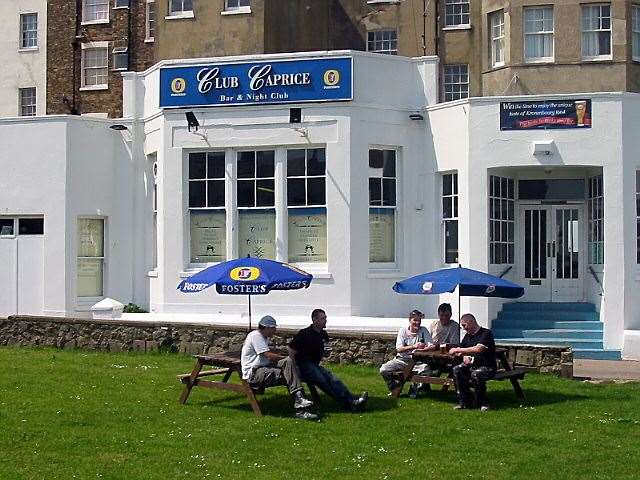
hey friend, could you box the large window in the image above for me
[287,148,327,263]
[237,150,276,259]
[490,10,505,68]
[443,64,469,101]
[442,173,458,264]
[582,4,611,60]
[633,5,640,61]
[444,0,470,27]
[83,0,109,22]
[112,47,128,70]
[168,0,193,16]
[367,30,398,55]
[19,87,36,117]
[588,174,604,265]
[77,218,105,298]
[225,0,250,11]
[369,149,396,263]
[489,176,514,264]
[524,6,553,62]
[20,13,38,49]
[189,152,226,263]
[146,0,156,41]
[82,46,109,88]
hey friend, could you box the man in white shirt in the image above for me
[241,315,317,420]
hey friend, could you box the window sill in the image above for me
[18,47,39,53]
[524,58,554,65]
[79,85,109,91]
[165,11,194,20]
[366,0,401,4]
[113,6,129,10]
[147,270,158,278]
[145,38,155,43]
[81,19,110,26]
[442,25,472,31]
[582,56,613,62]
[221,7,252,15]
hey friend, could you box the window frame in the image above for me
[442,172,459,265]
[489,175,515,265]
[367,29,398,55]
[112,47,128,71]
[444,0,470,28]
[443,64,469,102]
[19,87,37,117]
[368,147,399,266]
[167,0,194,18]
[76,217,106,303]
[523,5,554,63]
[19,12,38,50]
[145,0,156,42]
[223,0,251,14]
[82,0,110,24]
[632,4,640,62]
[80,42,109,90]
[588,174,604,265]
[489,10,505,68]
[581,3,612,61]
[113,0,129,8]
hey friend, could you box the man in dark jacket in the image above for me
[289,309,368,411]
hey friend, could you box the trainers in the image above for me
[453,403,466,410]
[417,383,431,393]
[480,405,490,412]
[293,391,314,410]
[351,391,369,411]
[408,384,418,399]
[295,410,319,421]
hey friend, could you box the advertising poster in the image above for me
[238,210,276,259]
[500,99,591,130]
[369,209,395,263]
[288,208,327,263]
[77,259,103,297]
[190,211,226,263]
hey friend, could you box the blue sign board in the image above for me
[159,57,353,108]
[500,99,592,130]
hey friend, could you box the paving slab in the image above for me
[574,359,640,380]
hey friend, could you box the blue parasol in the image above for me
[178,257,313,330]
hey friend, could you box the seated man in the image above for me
[379,309,433,397]
[420,303,461,378]
[289,309,368,412]
[448,314,497,412]
[240,315,317,420]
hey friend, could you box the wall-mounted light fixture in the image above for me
[409,112,424,121]
[185,111,200,132]
[109,124,128,131]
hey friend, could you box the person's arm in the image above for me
[395,329,418,353]
[448,344,487,355]
[264,350,285,362]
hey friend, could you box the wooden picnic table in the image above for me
[391,347,526,401]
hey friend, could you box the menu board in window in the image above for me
[288,208,327,263]
[190,211,226,263]
[239,210,276,259]
[77,259,104,297]
[369,209,395,262]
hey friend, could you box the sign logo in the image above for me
[171,77,187,94]
[422,282,433,293]
[323,69,340,86]
[230,267,261,281]
[485,285,496,294]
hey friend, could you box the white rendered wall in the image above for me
[0,0,47,117]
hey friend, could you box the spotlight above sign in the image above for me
[159,57,353,109]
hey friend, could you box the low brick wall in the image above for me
[0,316,572,375]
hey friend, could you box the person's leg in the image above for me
[300,362,356,408]
[452,363,473,408]
[470,367,495,409]
[276,356,304,394]
[249,366,285,390]
[379,358,409,391]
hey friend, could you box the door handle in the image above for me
[546,242,551,258]
[551,242,556,257]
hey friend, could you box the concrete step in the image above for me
[497,311,599,321]
[496,337,603,349]
[573,349,622,361]
[502,302,596,312]
[493,329,603,340]
[492,319,603,330]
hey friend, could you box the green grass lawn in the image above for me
[1,347,639,480]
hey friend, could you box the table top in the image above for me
[411,349,455,361]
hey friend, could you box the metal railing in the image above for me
[588,266,604,295]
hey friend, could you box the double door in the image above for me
[518,204,583,302]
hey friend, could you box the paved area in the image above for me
[574,359,640,380]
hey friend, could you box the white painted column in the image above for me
[274,147,288,262]
[225,147,237,260]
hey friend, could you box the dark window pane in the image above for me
[453,174,458,194]
[207,180,225,207]
[18,218,44,235]
[382,150,396,177]
[256,151,275,178]
[207,152,225,179]
[256,179,275,206]
[501,177,508,198]
[507,222,514,242]
[508,178,515,199]
[382,178,396,206]
[0,219,14,235]
[189,181,206,207]
[369,178,382,205]
[443,197,453,218]
[508,200,514,220]
[444,220,458,263]
[237,179,255,207]
[307,178,326,205]
[489,176,495,196]
[453,196,458,217]
[287,149,306,176]
[443,174,452,196]
[189,152,206,179]
[369,149,383,169]
[307,148,326,176]
[287,178,306,206]
[518,179,585,200]
[237,151,255,179]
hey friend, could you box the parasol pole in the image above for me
[458,264,462,338]
[247,294,252,331]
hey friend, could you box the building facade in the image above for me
[0,0,47,117]
[46,0,156,117]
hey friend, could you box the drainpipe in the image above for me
[70,0,82,114]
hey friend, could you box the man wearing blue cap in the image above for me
[241,315,317,420]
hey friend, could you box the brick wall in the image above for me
[47,0,155,118]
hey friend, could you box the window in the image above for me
[588,174,604,264]
[367,30,398,55]
[237,150,276,259]
[168,0,193,16]
[582,4,611,59]
[287,148,327,263]
[82,46,108,88]
[77,218,105,298]
[146,0,156,41]
[189,152,226,263]
[524,6,554,62]
[445,0,470,27]
[225,0,250,11]
[19,88,36,116]
[369,149,396,263]
[114,0,129,7]
[490,10,505,67]
[442,173,458,264]
[443,64,469,101]
[489,176,514,264]
[83,0,109,22]
[633,5,640,61]
[20,13,38,49]
[18,218,44,235]
[112,47,128,70]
